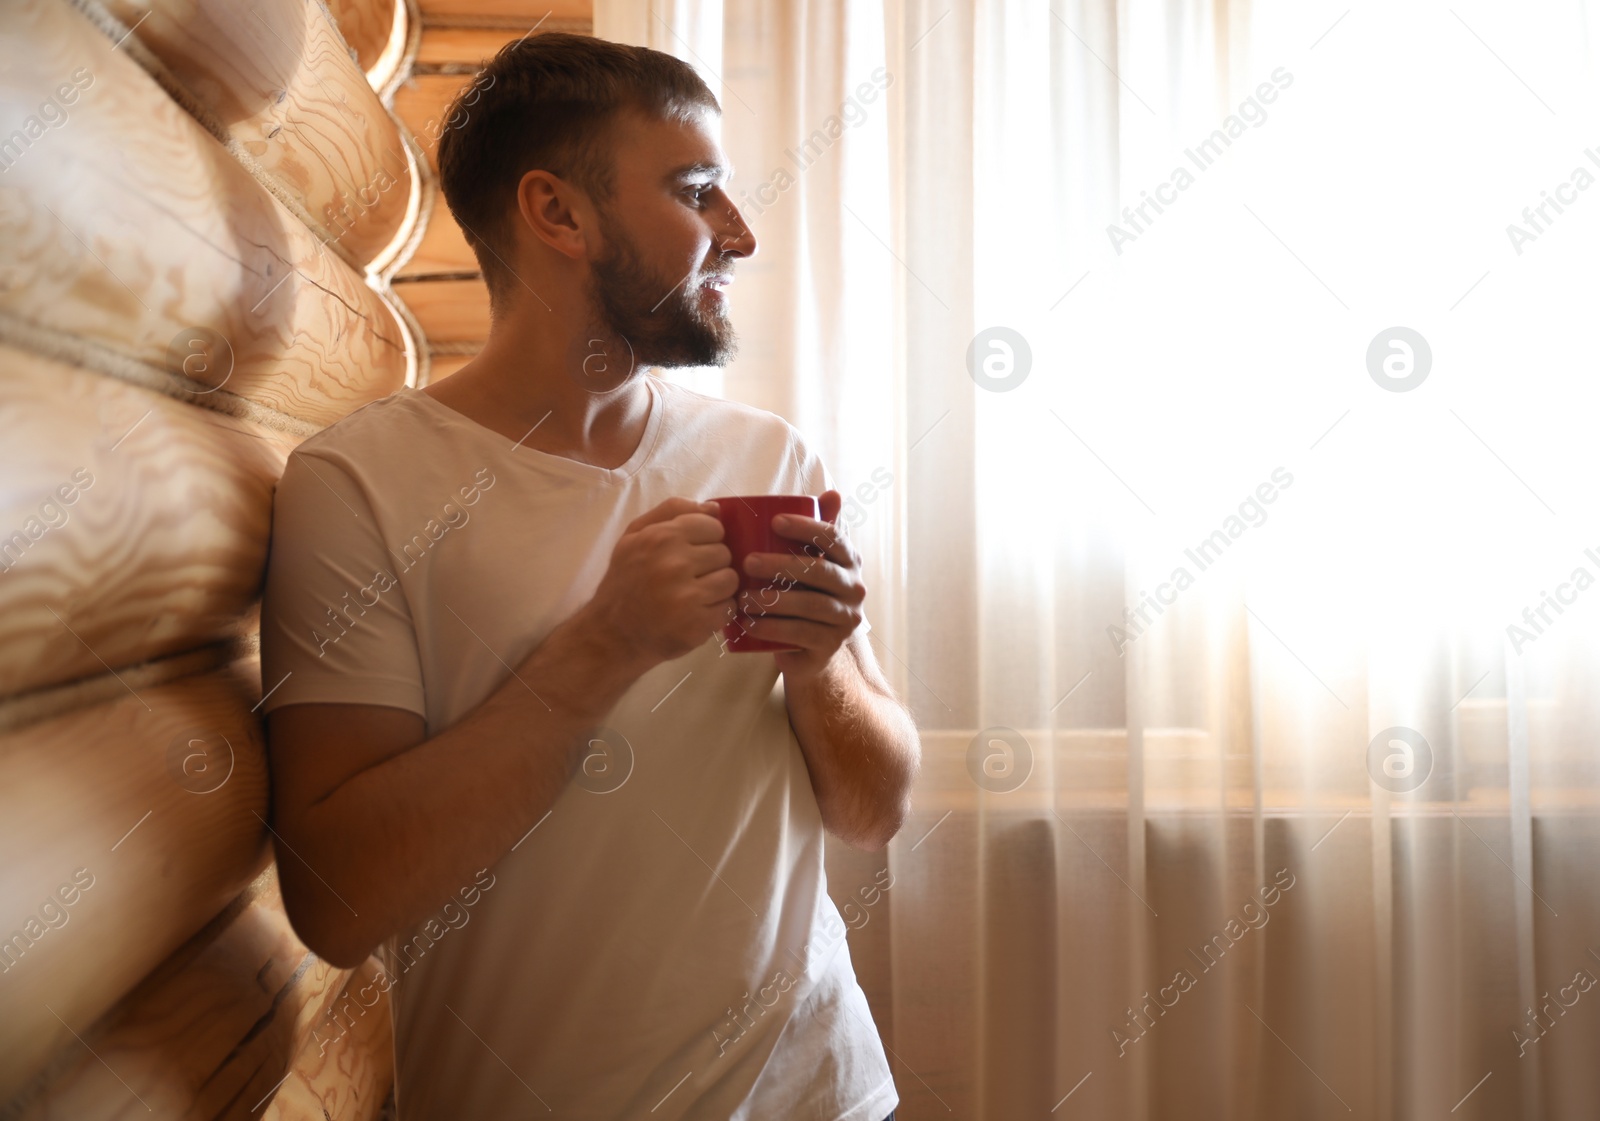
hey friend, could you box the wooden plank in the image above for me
[0,348,298,699]
[325,0,406,82]
[10,867,357,1121]
[395,204,478,276]
[262,956,394,1121]
[0,0,413,428]
[98,0,418,269]
[393,278,491,344]
[414,22,593,69]
[0,659,272,1103]
[415,25,521,67]
[418,0,590,22]
[391,72,479,174]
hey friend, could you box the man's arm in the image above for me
[783,633,920,850]
[737,490,921,850]
[266,497,737,968]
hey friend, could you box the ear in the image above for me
[514,169,589,260]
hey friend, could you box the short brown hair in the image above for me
[435,33,720,312]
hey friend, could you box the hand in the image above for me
[587,497,737,665]
[737,490,866,680]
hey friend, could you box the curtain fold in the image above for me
[596,1,1600,1116]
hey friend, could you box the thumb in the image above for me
[817,489,843,524]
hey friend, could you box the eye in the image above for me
[685,184,713,208]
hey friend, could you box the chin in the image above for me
[640,318,737,369]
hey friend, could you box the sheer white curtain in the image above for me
[599,1,1600,1116]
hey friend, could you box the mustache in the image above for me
[700,261,735,281]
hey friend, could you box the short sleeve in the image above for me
[258,449,427,717]
[789,425,873,639]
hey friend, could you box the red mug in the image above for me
[711,494,822,653]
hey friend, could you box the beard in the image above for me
[583,208,739,374]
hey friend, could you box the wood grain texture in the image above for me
[0,658,272,1104]
[0,0,413,428]
[414,24,520,67]
[98,0,419,268]
[392,278,491,344]
[413,22,590,68]
[0,347,298,699]
[10,867,356,1121]
[391,72,481,175]
[418,0,590,21]
[325,0,407,84]
[262,956,394,1121]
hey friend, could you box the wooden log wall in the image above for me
[1,0,594,1114]
[326,0,410,89]
[9,862,371,1120]
[0,0,413,428]
[0,658,273,1103]
[93,0,420,271]
[0,349,296,698]
[390,0,592,382]
[0,0,478,1114]
[262,955,394,1121]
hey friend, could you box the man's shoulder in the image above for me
[287,388,428,469]
[273,390,439,518]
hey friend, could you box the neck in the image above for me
[422,310,654,469]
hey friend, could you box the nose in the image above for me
[714,198,758,260]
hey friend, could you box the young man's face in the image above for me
[582,105,756,375]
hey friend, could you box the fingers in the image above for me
[768,512,857,569]
[674,511,729,546]
[737,612,842,653]
[741,551,864,603]
[685,540,734,577]
[626,497,721,535]
[626,508,726,559]
[738,585,861,627]
[694,564,741,605]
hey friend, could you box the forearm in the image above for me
[288,603,652,964]
[785,642,920,850]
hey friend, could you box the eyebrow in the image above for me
[667,161,734,186]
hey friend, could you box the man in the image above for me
[259,32,918,1121]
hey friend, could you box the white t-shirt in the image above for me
[259,374,898,1121]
